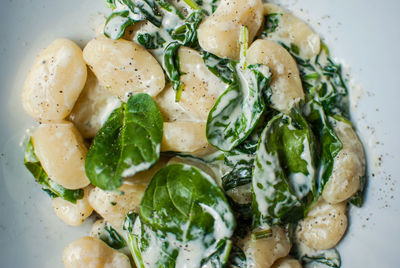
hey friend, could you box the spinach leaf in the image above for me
[136,32,166,49]
[222,149,254,191]
[228,244,247,268]
[170,10,202,48]
[98,222,127,249]
[104,10,135,40]
[131,163,236,267]
[303,101,342,196]
[297,245,341,268]
[284,43,349,117]
[252,109,316,226]
[202,52,234,84]
[206,27,272,151]
[163,42,184,101]
[206,62,271,151]
[85,93,163,190]
[24,138,83,203]
[260,13,282,38]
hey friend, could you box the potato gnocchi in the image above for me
[21,0,366,267]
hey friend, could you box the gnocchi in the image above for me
[243,226,291,268]
[247,39,304,113]
[22,38,87,122]
[322,119,366,204]
[83,36,165,101]
[32,121,90,190]
[271,257,302,268]
[263,3,321,59]
[62,236,131,268]
[69,69,121,139]
[52,186,93,226]
[161,121,212,156]
[198,0,264,60]
[296,199,348,250]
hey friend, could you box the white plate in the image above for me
[0,0,399,267]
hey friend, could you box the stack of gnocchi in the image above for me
[21,0,365,267]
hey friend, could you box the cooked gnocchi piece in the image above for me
[271,257,302,268]
[263,3,321,59]
[22,38,87,122]
[243,226,291,268]
[52,186,93,226]
[198,0,264,60]
[322,119,366,204]
[83,36,165,101]
[247,39,304,113]
[69,69,121,139]
[32,121,90,190]
[178,47,227,121]
[161,121,212,156]
[62,236,131,268]
[296,199,348,250]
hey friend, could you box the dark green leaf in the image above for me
[131,163,236,267]
[24,138,83,204]
[99,223,127,249]
[170,10,202,47]
[206,63,271,151]
[252,109,316,226]
[85,93,163,190]
[260,13,282,38]
[104,11,135,40]
[228,244,247,268]
[303,101,342,196]
[349,174,366,207]
[137,32,166,49]
[163,42,184,101]
[202,52,234,84]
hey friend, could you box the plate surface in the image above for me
[0,0,399,267]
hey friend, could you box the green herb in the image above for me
[99,223,127,249]
[131,163,236,267]
[228,244,247,268]
[136,32,166,49]
[24,138,83,203]
[85,93,163,190]
[202,52,234,84]
[260,13,282,38]
[163,42,184,101]
[104,11,135,40]
[349,174,366,207]
[252,108,316,226]
[251,228,272,240]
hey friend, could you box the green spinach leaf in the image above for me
[136,32,166,49]
[131,163,236,267]
[202,52,234,84]
[260,13,282,38]
[85,93,163,190]
[98,222,127,249]
[24,138,83,203]
[206,26,272,151]
[163,42,184,101]
[252,109,316,226]
[303,101,342,196]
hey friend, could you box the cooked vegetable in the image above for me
[252,108,316,226]
[85,93,163,190]
[129,164,236,267]
[206,27,272,151]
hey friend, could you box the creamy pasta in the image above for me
[21,0,366,267]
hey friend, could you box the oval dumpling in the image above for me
[83,36,165,101]
[22,38,87,122]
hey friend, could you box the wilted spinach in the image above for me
[252,108,316,226]
[207,26,272,152]
[136,32,166,49]
[98,223,127,250]
[130,163,236,267]
[260,13,282,38]
[85,93,163,190]
[303,101,342,196]
[202,52,234,84]
[24,138,83,203]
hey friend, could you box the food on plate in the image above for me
[21,0,366,267]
